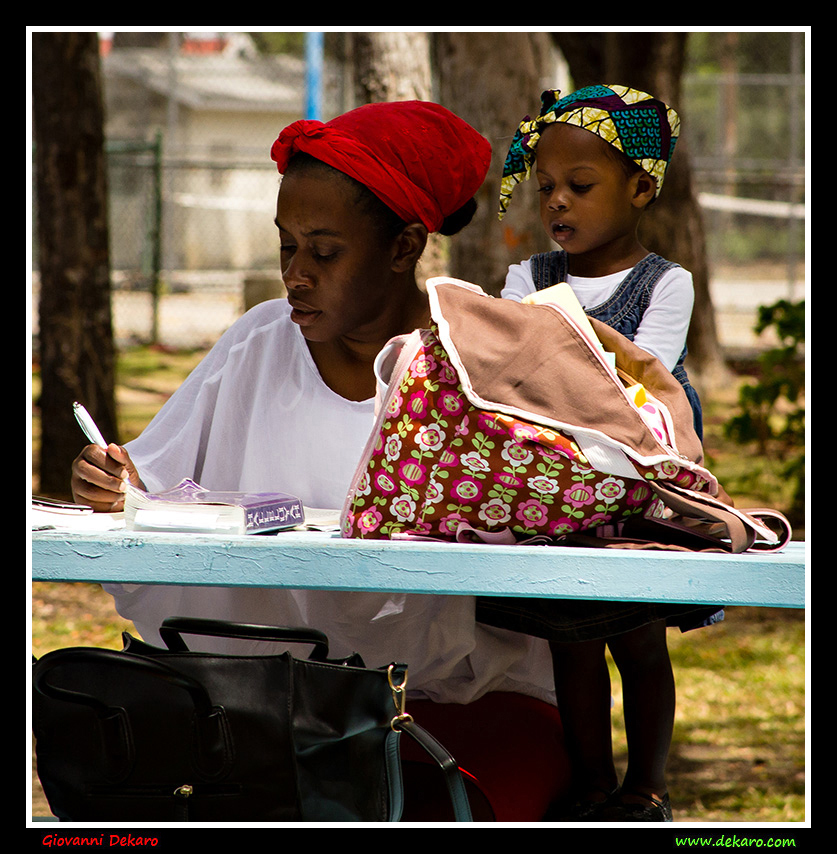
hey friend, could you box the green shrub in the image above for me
[724,300,805,526]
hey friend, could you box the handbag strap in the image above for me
[33,647,234,781]
[394,718,474,822]
[387,664,472,821]
[649,482,791,553]
[34,647,215,716]
[159,617,331,660]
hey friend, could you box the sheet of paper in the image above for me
[31,508,126,531]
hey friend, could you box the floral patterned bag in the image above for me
[340,278,783,551]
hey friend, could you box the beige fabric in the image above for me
[431,279,705,471]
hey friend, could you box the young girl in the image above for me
[477,84,719,822]
[499,84,702,441]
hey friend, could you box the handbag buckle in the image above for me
[387,664,413,731]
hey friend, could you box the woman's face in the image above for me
[274,170,403,344]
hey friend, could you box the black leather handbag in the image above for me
[32,617,472,822]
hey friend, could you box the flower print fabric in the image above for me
[342,324,710,543]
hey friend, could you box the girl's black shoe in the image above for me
[601,790,672,822]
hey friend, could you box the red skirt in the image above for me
[399,692,571,822]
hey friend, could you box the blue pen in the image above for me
[72,401,108,448]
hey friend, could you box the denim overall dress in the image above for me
[530,250,703,441]
[473,252,721,641]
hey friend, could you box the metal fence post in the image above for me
[149,131,163,344]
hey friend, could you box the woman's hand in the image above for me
[71,443,146,512]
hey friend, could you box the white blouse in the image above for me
[104,299,556,705]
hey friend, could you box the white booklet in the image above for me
[124,479,305,535]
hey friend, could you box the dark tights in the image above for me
[549,619,674,801]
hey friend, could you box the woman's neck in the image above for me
[308,284,430,402]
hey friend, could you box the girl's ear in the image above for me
[391,223,429,272]
[632,171,658,209]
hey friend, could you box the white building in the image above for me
[102,32,345,271]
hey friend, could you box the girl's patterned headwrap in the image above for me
[498,84,680,220]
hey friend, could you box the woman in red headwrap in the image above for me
[72,100,570,821]
[266,100,491,402]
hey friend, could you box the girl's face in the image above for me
[274,170,405,344]
[535,122,655,276]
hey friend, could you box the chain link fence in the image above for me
[32,31,806,353]
[682,31,806,350]
[111,134,283,348]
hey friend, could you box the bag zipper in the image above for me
[87,782,242,798]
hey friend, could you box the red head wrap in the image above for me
[270,100,492,233]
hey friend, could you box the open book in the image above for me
[124,478,305,535]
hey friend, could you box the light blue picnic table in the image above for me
[30,529,805,609]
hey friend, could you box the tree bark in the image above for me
[350,31,432,104]
[349,32,450,281]
[33,32,117,498]
[435,32,555,295]
[552,32,728,388]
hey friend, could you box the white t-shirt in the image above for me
[503,258,694,372]
[105,299,555,705]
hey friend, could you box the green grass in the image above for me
[700,372,806,539]
[607,607,805,822]
[31,582,137,657]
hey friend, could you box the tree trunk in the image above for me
[552,32,729,389]
[349,32,450,281]
[350,31,432,104]
[435,32,555,295]
[33,32,117,498]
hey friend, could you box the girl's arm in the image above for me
[632,268,694,371]
[501,259,536,302]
